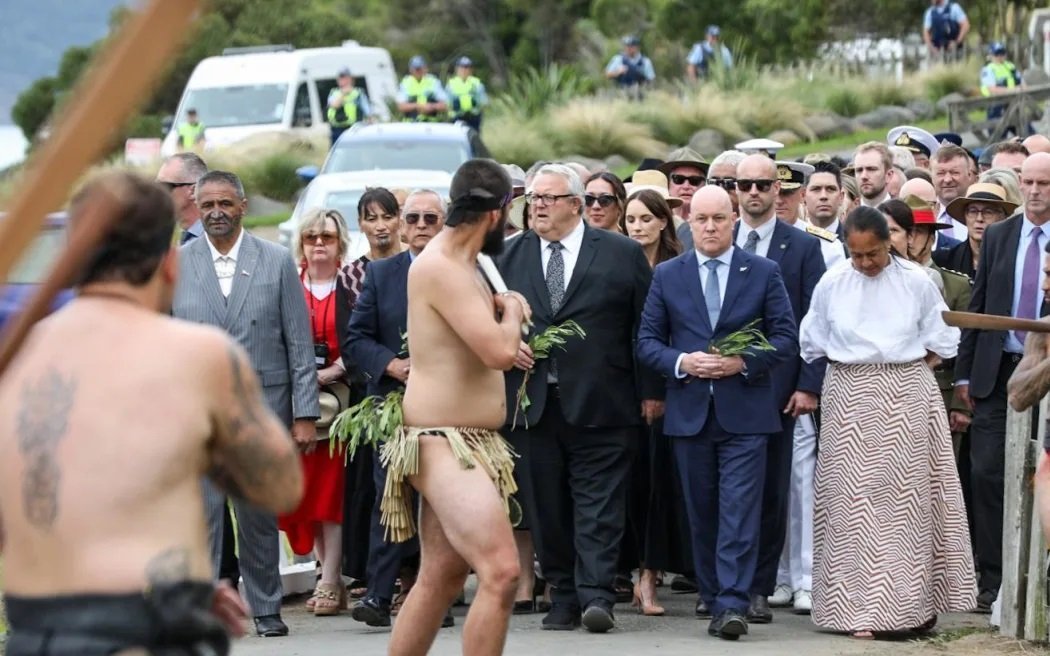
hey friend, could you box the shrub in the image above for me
[735,95,814,141]
[238,151,310,202]
[919,61,979,102]
[549,99,667,160]
[490,64,595,120]
[824,86,870,118]
[483,115,554,167]
[625,87,744,146]
[868,78,918,108]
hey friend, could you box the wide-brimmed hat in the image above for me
[945,183,1020,222]
[903,195,953,230]
[658,147,709,176]
[625,170,683,208]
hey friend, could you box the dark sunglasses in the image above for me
[708,177,736,190]
[670,173,705,186]
[584,193,619,208]
[160,181,194,191]
[404,212,441,225]
[736,179,775,193]
[303,231,339,245]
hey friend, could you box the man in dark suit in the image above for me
[156,152,206,244]
[343,189,451,628]
[638,185,798,640]
[956,152,1050,612]
[733,154,826,622]
[498,164,656,633]
[172,171,320,638]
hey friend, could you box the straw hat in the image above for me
[945,183,1020,223]
[625,170,683,208]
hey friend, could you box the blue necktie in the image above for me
[704,260,721,328]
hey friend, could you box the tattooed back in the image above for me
[0,298,302,597]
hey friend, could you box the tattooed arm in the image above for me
[1008,332,1050,412]
[207,342,303,514]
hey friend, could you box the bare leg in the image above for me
[319,522,343,586]
[388,435,519,656]
[514,531,535,603]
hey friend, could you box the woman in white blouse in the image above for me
[799,206,976,639]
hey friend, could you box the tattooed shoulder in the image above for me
[145,546,191,585]
[17,368,76,529]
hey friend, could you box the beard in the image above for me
[480,209,508,256]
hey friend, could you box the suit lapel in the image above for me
[765,220,790,265]
[1002,214,1023,303]
[189,238,227,322]
[559,225,599,314]
[718,249,751,327]
[524,231,553,318]
[680,250,712,333]
[224,233,260,328]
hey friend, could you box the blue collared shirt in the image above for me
[675,246,735,378]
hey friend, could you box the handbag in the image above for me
[317,380,352,433]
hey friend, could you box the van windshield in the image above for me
[325,141,469,175]
[181,84,289,128]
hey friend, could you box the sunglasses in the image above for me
[670,173,705,186]
[708,177,736,190]
[160,181,194,191]
[736,179,776,193]
[303,231,338,245]
[584,193,619,208]
[405,212,441,225]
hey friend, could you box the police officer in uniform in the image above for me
[396,56,449,122]
[327,68,372,146]
[177,108,206,152]
[981,42,1022,121]
[446,57,488,132]
[605,35,654,99]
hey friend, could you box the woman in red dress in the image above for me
[279,207,354,616]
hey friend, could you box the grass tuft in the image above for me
[549,99,667,160]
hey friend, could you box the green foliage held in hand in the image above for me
[709,319,775,356]
[330,390,404,462]
[513,320,586,430]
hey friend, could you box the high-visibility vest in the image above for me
[447,76,482,116]
[981,61,1019,96]
[178,121,205,149]
[400,75,443,121]
[327,88,361,127]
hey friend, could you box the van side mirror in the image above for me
[161,115,174,135]
[296,165,319,183]
[294,107,312,128]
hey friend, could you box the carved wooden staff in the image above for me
[942,311,1050,334]
[0,0,202,376]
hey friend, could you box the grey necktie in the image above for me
[743,230,760,254]
[547,242,565,313]
[704,259,721,328]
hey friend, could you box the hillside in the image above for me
[0,0,127,123]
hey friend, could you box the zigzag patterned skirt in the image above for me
[812,361,977,632]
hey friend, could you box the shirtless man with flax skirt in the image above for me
[0,171,303,656]
[382,158,530,656]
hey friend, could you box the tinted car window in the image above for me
[180,84,289,128]
[325,141,470,175]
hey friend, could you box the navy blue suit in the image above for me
[734,220,825,598]
[342,250,417,605]
[637,247,797,616]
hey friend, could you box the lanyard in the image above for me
[302,271,336,345]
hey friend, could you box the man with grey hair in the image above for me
[677,150,746,245]
[173,170,320,638]
[499,163,657,633]
[156,152,208,244]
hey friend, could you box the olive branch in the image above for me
[512,320,587,430]
[708,319,775,356]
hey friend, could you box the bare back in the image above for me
[0,298,299,596]
[402,237,512,429]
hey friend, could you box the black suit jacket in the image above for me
[932,238,976,280]
[343,250,411,397]
[498,223,654,428]
[955,213,1023,399]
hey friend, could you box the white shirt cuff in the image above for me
[954,379,969,387]
[675,353,688,379]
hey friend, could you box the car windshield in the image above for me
[324,141,470,175]
[180,84,289,128]
[9,227,65,284]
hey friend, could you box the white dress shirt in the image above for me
[538,217,586,288]
[860,191,889,208]
[793,219,846,269]
[1005,216,1050,353]
[800,258,959,364]
[205,228,245,297]
[735,217,776,258]
[675,247,735,378]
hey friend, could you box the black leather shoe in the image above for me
[714,610,748,641]
[975,589,995,614]
[350,597,392,627]
[253,614,289,637]
[695,598,712,619]
[442,609,455,628]
[541,602,581,631]
[671,575,698,594]
[581,599,615,633]
[747,594,772,624]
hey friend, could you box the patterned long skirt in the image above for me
[812,361,976,632]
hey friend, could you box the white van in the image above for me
[160,41,398,156]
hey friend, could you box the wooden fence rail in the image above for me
[947,84,1050,145]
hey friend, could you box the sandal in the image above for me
[849,630,874,640]
[390,590,408,617]
[313,582,346,616]
[305,586,321,610]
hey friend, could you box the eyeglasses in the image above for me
[303,231,338,245]
[584,193,619,208]
[525,193,574,206]
[670,173,705,186]
[159,181,194,191]
[736,179,776,193]
[708,177,736,190]
[964,206,1006,221]
[404,212,441,225]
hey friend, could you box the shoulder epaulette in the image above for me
[804,223,837,243]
